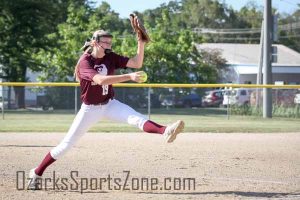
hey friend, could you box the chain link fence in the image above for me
[1,84,300,119]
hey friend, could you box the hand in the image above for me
[129,71,146,83]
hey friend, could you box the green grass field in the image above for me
[0,108,299,133]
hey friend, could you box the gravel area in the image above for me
[0,132,299,199]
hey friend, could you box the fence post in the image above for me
[148,87,151,119]
[227,94,230,120]
[1,88,4,120]
[225,87,231,120]
[75,86,78,114]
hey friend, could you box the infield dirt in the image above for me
[0,132,299,199]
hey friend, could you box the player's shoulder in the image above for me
[80,53,93,61]
[106,52,129,64]
[106,52,122,59]
[79,53,96,66]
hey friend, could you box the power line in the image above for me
[194,27,261,32]
[278,0,300,6]
[193,21,300,35]
[194,28,261,34]
[279,34,300,38]
[203,34,300,41]
[215,37,261,41]
[279,21,300,31]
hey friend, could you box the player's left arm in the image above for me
[126,40,145,69]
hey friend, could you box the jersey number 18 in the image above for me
[102,85,109,95]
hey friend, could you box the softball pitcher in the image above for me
[27,30,184,190]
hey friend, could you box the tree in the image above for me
[0,0,77,107]
[34,2,128,82]
[33,2,91,82]
[32,2,131,108]
[278,5,300,52]
[114,8,226,84]
[238,1,263,28]
[180,0,237,29]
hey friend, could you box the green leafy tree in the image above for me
[34,2,127,82]
[33,2,129,108]
[0,0,78,107]
[180,0,237,29]
[238,1,263,28]
[116,8,226,84]
[31,2,91,109]
[278,5,300,51]
[33,2,91,82]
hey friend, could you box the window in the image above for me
[240,90,247,96]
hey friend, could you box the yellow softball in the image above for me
[140,71,148,83]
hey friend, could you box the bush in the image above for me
[231,104,252,115]
[231,104,300,118]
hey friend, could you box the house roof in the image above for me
[196,43,300,66]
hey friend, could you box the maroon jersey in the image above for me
[78,52,129,105]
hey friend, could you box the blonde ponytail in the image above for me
[74,60,81,82]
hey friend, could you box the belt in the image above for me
[91,97,113,106]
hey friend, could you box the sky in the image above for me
[94,0,299,18]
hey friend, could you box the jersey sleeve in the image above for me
[79,55,98,81]
[113,53,129,69]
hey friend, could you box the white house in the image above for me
[25,68,46,106]
[196,43,300,84]
[0,67,45,108]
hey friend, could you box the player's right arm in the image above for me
[92,71,145,85]
[79,54,144,85]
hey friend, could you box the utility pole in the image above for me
[256,20,264,108]
[263,0,272,118]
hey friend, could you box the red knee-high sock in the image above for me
[143,120,166,134]
[34,152,56,176]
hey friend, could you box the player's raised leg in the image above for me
[104,99,185,142]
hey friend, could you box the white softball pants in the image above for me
[50,99,147,159]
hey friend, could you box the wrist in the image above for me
[138,40,146,45]
[127,73,134,81]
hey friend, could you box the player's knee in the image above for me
[51,141,73,159]
[127,115,147,130]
